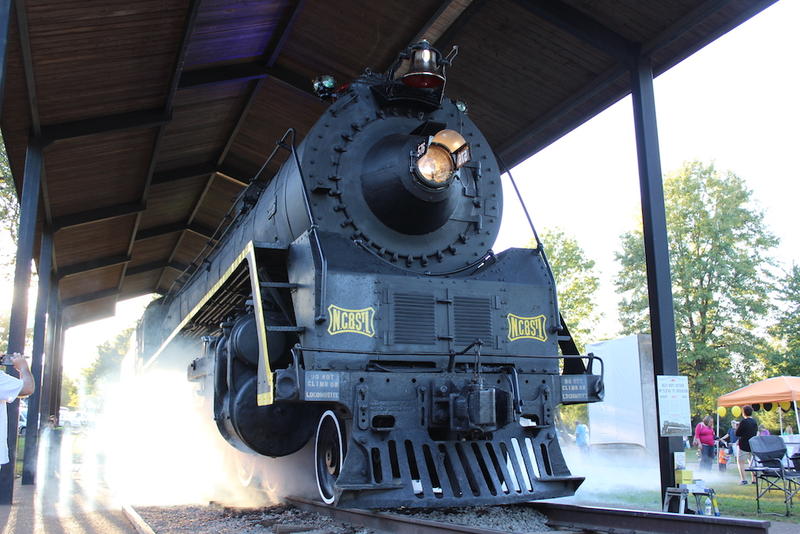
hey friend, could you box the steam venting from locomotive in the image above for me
[137,40,604,508]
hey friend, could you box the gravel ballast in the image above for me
[134,502,555,534]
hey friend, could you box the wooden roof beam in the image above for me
[135,221,216,241]
[127,260,189,277]
[151,163,248,187]
[496,0,739,167]
[57,254,130,279]
[51,202,145,232]
[151,162,216,185]
[117,0,203,299]
[178,63,314,96]
[62,288,118,308]
[412,0,475,45]
[39,108,170,144]
[516,0,636,62]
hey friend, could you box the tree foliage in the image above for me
[0,311,33,354]
[615,161,778,415]
[537,228,601,352]
[82,328,133,397]
[766,265,800,376]
[0,135,19,245]
[61,375,79,409]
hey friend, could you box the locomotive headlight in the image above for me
[416,144,454,186]
[414,129,471,188]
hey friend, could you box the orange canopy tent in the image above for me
[717,376,800,432]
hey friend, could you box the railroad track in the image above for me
[287,496,772,534]
[124,497,772,534]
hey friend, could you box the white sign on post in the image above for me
[656,375,691,437]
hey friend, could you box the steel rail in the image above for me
[528,502,771,534]
[285,496,539,534]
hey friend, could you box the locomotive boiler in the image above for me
[138,40,604,508]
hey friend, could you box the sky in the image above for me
[2,0,799,377]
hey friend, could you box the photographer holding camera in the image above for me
[1,354,34,465]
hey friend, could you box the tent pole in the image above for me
[779,406,783,434]
[794,400,800,433]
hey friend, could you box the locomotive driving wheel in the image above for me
[315,410,345,504]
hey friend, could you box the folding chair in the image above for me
[746,435,800,516]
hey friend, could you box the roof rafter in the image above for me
[127,260,189,277]
[57,254,130,279]
[118,0,204,299]
[178,63,314,97]
[135,221,216,241]
[515,0,636,62]
[62,288,118,308]
[39,108,170,144]
[51,202,145,232]
[156,0,308,295]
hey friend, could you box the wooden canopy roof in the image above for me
[1,0,777,326]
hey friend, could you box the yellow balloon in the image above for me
[781,401,792,411]
[731,406,742,417]
[716,406,727,417]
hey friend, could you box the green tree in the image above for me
[0,311,33,353]
[82,328,133,396]
[60,375,79,409]
[534,228,601,430]
[615,161,778,415]
[536,227,601,352]
[0,135,19,244]
[766,265,800,376]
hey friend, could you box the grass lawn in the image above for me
[574,450,800,523]
[15,435,25,476]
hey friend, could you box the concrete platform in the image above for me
[0,474,136,534]
[0,430,135,534]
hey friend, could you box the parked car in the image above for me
[18,410,26,436]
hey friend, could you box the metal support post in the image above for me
[0,142,42,504]
[39,300,53,424]
[629,52,680,500]
[46,323,64,422]
[39,280,59,424]
[22,231,52,484]
[0,0,13,117]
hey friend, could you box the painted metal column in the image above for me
[0,0,13,117]
[47,321,64,422]
[0,142,43,504]
[629,52,680,499]
[39,278,59,425]
[21,231,52,484]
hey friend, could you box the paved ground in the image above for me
[0,431,135,534]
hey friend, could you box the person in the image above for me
[783,425,794,435]
[693,415,716,471]
[735,405,758,485]
[718,446,728,472]
[1,353,35,465]
[719,420,739,458]
[758,425,770,436]
[575,421,589,454]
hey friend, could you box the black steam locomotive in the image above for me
[138,41,603,508]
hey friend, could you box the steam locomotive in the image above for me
[137,41,604,508]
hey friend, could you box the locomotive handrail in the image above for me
[495,153,563,334]
[295,344,603,373]
[284,128,328,323]
[163,128,298,302]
